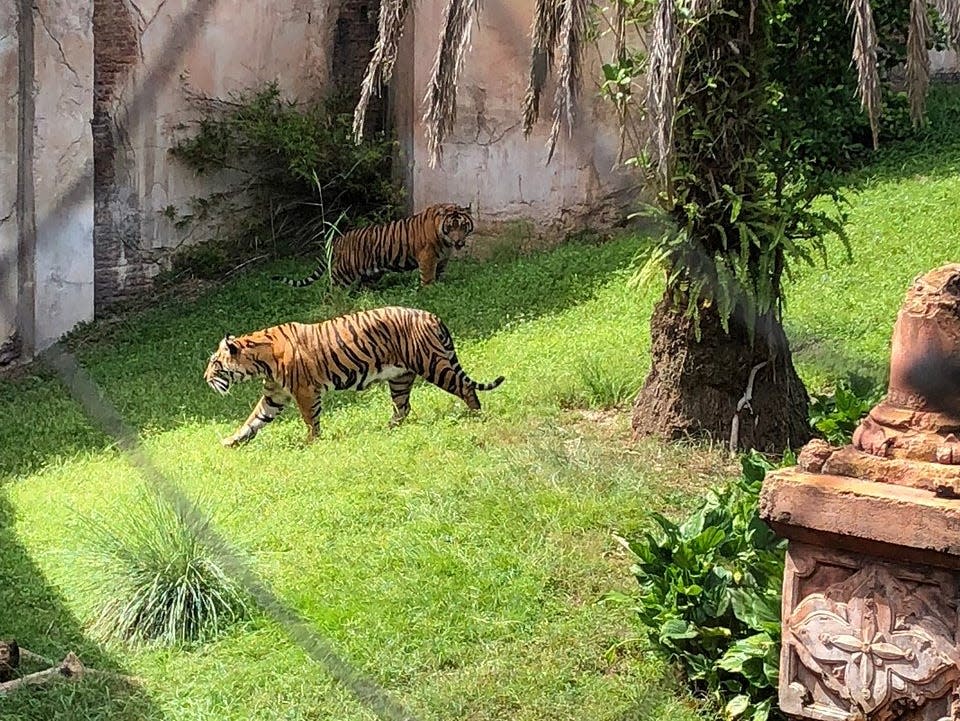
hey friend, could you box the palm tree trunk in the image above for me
[632,290,811,453]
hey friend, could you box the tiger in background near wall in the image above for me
[272,203,475,289]
[203,306,504,447]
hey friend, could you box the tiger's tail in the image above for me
[473,375,506,392]
[453,357,505,392]
[271,260,327,288]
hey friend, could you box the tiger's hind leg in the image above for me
[223,382,289,447]
[388,371,417,427]
[421,357,482,412]
[294,388,323,443]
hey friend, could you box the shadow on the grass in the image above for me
[0,235,643,479]
[0,491,160,721]
[786,327,888,392]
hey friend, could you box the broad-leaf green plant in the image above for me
[809,379,885,445]
[622,452,792,720]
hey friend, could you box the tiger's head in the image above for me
[204,335,257,395]
[436,204,475,249]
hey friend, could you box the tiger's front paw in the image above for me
[221,432,252,447]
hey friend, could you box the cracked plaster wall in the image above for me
[95,0,358,306]
[931,48,960,77]
[32,0,96,350]
[398,0,640,241]
[0,2,18,358]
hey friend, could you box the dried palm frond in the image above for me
[353,0,411,141]
[906,0,930,126]
[645,0,681,189]
[614,0,628,162]
[422,0,482,167]
[686,0,718,17]
[522,0,563,137]
[848,0,881,149]
[932,0,960,49]
[547,0,590,163]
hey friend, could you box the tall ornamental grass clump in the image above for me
[77,489,251,645]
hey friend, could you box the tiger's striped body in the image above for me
[204,306,504,446]
[273,204,474,289]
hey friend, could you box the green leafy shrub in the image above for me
[77,489,251,645]
[767,0,917,172]
[623,452,790,721]
[168,83,404,273]
[808,379,885,445]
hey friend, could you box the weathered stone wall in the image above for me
[1,0,95,357]
[92,0,143,307]
[32,0,96,349]
[0,2,19,362]
[394,0,639,239]
[333,0,382,126]
[931,48,960,80]
[92,0,379,307]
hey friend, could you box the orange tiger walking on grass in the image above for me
[272,203,474,288]
[204,306,504,447]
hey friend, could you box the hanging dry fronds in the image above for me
[547,0,589,163]
[422,0,482,167]
[614,0,628,163]
[906,0,930,126]
[933,0,960,49]
[686,0,717,17]
[522,0,563,137]
[645,0,681,190]
[848,0,881,149]
[353,0,411,141]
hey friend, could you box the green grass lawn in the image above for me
[2,86,959,721]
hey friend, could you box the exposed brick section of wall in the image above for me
[90,0,384,310]
[92,0,143,310]
[333,0,385,133]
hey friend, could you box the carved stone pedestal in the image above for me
[760,264,960,721]
[762,469,960,721]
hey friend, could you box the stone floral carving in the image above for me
[783,565,960,719]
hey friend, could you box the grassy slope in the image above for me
[1,86,959,721]
[1,238,725,721]
[786,86,960,388]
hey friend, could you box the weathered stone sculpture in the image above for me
[760,264,960,721]
[854,263,960,468]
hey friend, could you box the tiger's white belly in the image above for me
[377,365,409,381]
[354,364,409,391]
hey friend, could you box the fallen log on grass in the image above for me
[0,651,84,695]
[0,644,143,696]
[0,640,19,682]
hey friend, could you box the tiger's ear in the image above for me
[223,335,239,356]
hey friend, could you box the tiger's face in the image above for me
[438,205,474,249]
[204,335,254,395]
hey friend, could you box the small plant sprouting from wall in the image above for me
[76,488,252,645]
[167,83,404,278]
